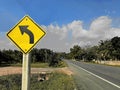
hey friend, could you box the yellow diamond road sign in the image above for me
[7,15,46,54]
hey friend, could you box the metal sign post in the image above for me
[6,15,46,90]
[22,53,31,90]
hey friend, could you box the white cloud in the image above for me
[0,34,16,50]
[67,20,87,39]
[1,16,120,52]
[42,24,68,40]
[40,16,120,52]
[90,16,111,32]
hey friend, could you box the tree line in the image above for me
[0,36,120,65]
[0,48,64,67]
[66,36,120,61]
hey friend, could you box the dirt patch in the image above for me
[0,67,22,76]
[0,67,73,76]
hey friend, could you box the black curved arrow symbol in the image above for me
[19,26,34,44]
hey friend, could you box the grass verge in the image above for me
[9,61,68,68]
[0,72,76,90]
[11,63,49,68]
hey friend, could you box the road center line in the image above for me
[71,62,120,89]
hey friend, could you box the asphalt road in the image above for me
[66,60,120,90]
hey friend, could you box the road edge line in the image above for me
[71,62,120,89]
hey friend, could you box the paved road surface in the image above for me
[66,60,120,90]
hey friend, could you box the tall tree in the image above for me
[70,45,85,60]
[111,36,120,60]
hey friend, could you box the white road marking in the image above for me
[71,62,120,89]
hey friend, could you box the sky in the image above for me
[0,0,120,52]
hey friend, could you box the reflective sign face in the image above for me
[7,15,46,54]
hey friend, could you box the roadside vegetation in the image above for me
[1,36,120,67]
[65,36,120,62]
[1,36,120,90]
[11,63,49,68]
[0,72,76,90]
[0,48,66,67]
[11,61,67,68]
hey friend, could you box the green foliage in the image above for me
[43,72,76,90]
[31,48,54,63]
[111,36,120,60]
[69,45,85,60]
[0,74,21,90]
[57,61,68,67]
[49,53,60,67]
[30,73,75,90]
[31,48,64,67]
[0,48,65,67]
[68,36,120,61]
[1,36,120,64]
[31,63,49,68]
[0,73,76,90]
[0,50,22,65]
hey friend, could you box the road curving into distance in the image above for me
[66,60,120,90]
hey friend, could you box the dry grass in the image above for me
[95,61,120,67]
[55,67,73,76]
